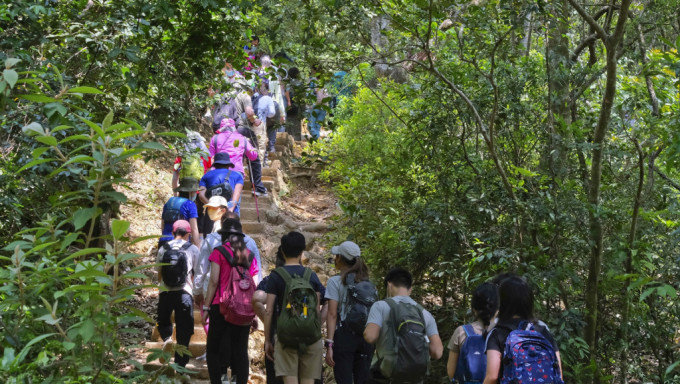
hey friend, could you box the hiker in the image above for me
[237,105,268,196]
[172,130,210,192]
[198,152,244,234]
[305,64,328,141]
[285,67,303,140]
[263,231,325,384]
[156,220,201,369]
[254,80,284,158]
[447,282,499,383]
[483,275,563,384]
[325,241,377,384]
[208,118,258,176]
[159,177,200,248]
[364,267,443,384]
[202,218,259,384]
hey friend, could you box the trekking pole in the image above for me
[246,155,261,223]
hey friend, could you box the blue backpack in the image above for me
[454,324,486,383]
[500,322,564,384]
[161,197,188,223]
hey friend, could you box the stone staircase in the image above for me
[141,132,298,382]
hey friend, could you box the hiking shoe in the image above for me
[195,352,207,361]
[159,338,173,364]
[254,190,268,197]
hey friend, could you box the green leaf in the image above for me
[100,190,128,203]
[63,341,76,351]
[102,110,114,130]
[67,86,103,94]
[140,142,166,151]
[3,69,18,89]
[5,58,21,68]
[78,116,105,138]
[58,248,108,265]
[666,360,680,377]
[155,131,187,138]
[17,158,55,173]
[19,94,57,103]
[112,219,130,240]
[35,136,58,147]
[79,319,95,342]
[36,314,61,326]
[22,122,44,136]
[16,333,57,364]
[72,207,97,230]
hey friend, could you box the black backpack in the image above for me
[342,273,378,334]
[205,170,233,201]
[160,242,192,288]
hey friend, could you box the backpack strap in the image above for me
[215,245,236,266]
[302,267,312,282]
[345,272,356,287]
[462,324,476,337]
[274,266,292,284]
[180,242,192,251]
[162,243,171,252]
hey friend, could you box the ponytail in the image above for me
[340,257,370,285]
[471,282,500,330]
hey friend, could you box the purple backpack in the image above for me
[500,322,564,384]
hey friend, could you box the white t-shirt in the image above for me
[157,238,200,295]
[324,275,350,323]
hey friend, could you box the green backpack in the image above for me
[274,267,321,351]
[179,153,205,181]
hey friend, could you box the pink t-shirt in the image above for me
[209,244,259,306]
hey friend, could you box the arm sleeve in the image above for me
[249,253,259,278]
[325,277,341,301]
[245,237,262,280]
[266,99,276,118]
[423,310,439,336]
[448,326,465,352]
[366,301,387,327]
[194,239,213,295]
[209,136,216,157]
[485,328,502,352]
[199,175,207,188]
[183,201,199,219]
[232,172,244,186]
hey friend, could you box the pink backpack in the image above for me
[215,245,256,325]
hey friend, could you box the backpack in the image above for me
[274,267,322,350]
[212,97,240,131]
[161,197,188,223]
[160,242,191,288]
[215,245,256,325]
[179,153,205,181]
[342,273,378,334]
[205,170,233,201]
[376,298,430,383]
[454,324,486,384]
[500,322,564,384]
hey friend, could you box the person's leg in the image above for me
[207,305,227,384]
[298,338,323,384]
[230,323,251,384]
[332,326,356,384]
[274,335,299,382]
[157,292,174,342]
[354,336,374,384]
[267,127,277,153]
[250,158,267,194]
[173,292,194,367]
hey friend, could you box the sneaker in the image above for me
[195,352,207,361]
[254,190,268,197]
[159,338,173,364]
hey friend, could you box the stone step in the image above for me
[275,132,290,145]
[143,357,208,379]
[239,194,272,206]
[241,221,265,234]
[238,208,259,221]
[145,340,207,360]
[262,168,277,177]
[243,179,275,191]
[151,325,207,343]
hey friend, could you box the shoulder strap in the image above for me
[463,324,476,337]
[274,266,292,285]
[162,243,171,252]
[180,242,192,251]
[302,267,312,282]
[215,245,236,266]
[346,272,356,286]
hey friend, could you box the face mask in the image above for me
[189,193,197,202]
[207,207,222,221]
[225,70,235,77]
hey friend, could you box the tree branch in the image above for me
[567,0,608,40]
[654,166,680,192]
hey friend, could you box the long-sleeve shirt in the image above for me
[208,131,258,175]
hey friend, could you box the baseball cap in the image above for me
[331,241,361,261]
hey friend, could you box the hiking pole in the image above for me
[246,155,261,223]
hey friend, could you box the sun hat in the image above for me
[331,241,361,261]
[205,196,229,208]
[212,152,234,167]
[172,220,191,234]
[173,177,199,192]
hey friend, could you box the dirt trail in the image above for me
[119,133,339,382]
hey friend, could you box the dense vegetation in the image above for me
[1,0,679,383]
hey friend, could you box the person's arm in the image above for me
[198,187,209,204]
[320,301,328,325]
[325,299,338,367]
[263,293,276,361]
[245,140,258,160]
[201,261,221,325]
[428,334,444,360]
[556,351,563,380]
[251,290,267,321]
[447,350,459,379]
[193,241,211,307]
[483,350,502,384]
[189,217,200,247]
[230,184,243,212]
[364,323,380,344]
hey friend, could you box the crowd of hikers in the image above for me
[153,36,565,384]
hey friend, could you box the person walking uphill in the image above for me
[325,241,377,384]
[263,232,325,384]
[159,177,200,248]
[156,220,200,369]
[202,218,259,384]
[198,152,244,223]
[364,268,443,384]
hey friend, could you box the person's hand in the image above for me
[265,341,275,361]
[255,118,262,126]
[325,345,335,367]
[201,309,209,326]
[250,318,259,334]
[194,294,204,309]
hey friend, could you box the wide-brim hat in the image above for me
[213,152,234,167]
[173,177,199,192]
[218,218,244,237]
[205,196,229,208]
[331,241,361,261]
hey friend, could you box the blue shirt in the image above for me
[160,198,198,241]
[200,168,244,213]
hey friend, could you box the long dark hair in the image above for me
[220,217,249,267]
[497,275,535,322]
[339,256,370,285]
[471,282,499,328]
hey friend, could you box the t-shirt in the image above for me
[324,275,349,323]
[367,296,439,360]
[484,318,559,378]
[160,198,198,242]
[200,168,244,213]
[447,320,491,353]
[208,245,259,306]
[156,238,200,295]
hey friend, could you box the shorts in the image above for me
[274,336,323,380]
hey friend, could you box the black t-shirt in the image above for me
[485,318,559,378]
